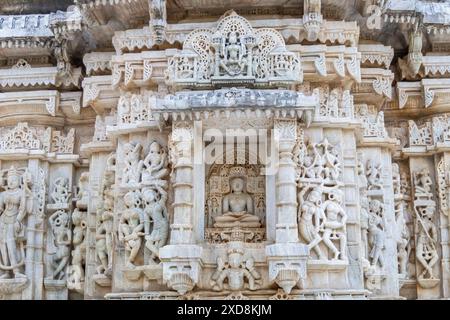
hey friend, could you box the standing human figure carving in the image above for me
[118,191,144,269]
[367,200,385,268]
[47,210,71,280]
[360,189,370,261]
[143,187,169,264]
[392,163,401,195]
[96,209,113,275]
[0,167,32,279]
[298,186,326,260]
[395,202,410,276]
[77,172,90,208]
[321,189,347,260]
[96,167,115,275]
[357,157,368,188]
[68,208,87,286]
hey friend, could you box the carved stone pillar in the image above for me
[23,159,47,300]
[81,148,116,299]
[160,121,202,295]
[169,121,195,244]
[436,153,450,299]
[149,0,167,44]
[274,119,300,243]
[266,119,308,294]
[358,146,400,297]
[408,156,442,299]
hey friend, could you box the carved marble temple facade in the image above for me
[0,0,450,300]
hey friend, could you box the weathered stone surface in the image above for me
[0,0,449,300]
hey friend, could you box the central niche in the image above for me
[205,162,266,244]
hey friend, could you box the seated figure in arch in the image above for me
[214,177,261,228]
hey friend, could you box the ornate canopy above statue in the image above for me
[166,11,303,89]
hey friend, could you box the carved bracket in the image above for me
[266,243,309,294]
[159,245,203,295]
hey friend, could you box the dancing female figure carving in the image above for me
[298,185,326,260]
[143,187,169,264]
[321,189,347,260]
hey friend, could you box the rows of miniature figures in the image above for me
[0,140,441,293]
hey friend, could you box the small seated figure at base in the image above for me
[214,177,261,228]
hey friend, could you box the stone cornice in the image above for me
[48,7,85,41]
[358,68,394,99]
[397,81,422,109]
[60,91,83,116]
[389,80,450,112]
[112,19,359,54]
[82,75,119,112]
[294,45,361,82]
[109,44,361,89]
[385,81,450,119]
[149,88,319,127]
[75,0,145,10]
[0,66,57,88]
[383,1,450,28]
[0,10,83,55]
[83,52,114,76]
[422,78,450,108]
[75,0,149,30]
[111,52,158,88]
[358,44,394,69]
[422,55,450,77]
[0,14,53,38]
[0,90,59,116]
